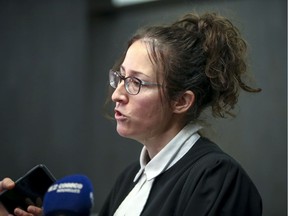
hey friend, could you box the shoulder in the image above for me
[181,138,262,215]
[188,137,249,175]
[178,137,259,191]
[188,137,243,166]
[188,137,261,196]
[146,137,262,215]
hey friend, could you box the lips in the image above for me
[114,109,127,120]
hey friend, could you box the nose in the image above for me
[111,81,128,103]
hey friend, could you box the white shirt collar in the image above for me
[134,124,201,182]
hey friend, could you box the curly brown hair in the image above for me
[110,12,261,123]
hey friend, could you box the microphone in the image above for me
[43,174,94,216]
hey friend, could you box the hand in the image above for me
[0,178,15,192]
[0,178,42,216]
[13,206,43,216]
[0,178,15,216]
[0,202,10,216]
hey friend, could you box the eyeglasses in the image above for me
[109,69,161,95]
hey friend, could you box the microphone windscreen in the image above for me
[43,174,94,216]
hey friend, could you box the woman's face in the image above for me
[111,40,174,144]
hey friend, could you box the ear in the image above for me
[172,90,195,114]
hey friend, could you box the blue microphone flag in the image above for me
[43,174,94,216]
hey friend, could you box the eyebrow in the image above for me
[120,65,150,78]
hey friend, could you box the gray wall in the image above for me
[0,0,286,215]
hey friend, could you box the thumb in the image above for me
[0,178,15,191]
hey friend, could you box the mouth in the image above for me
[114,109,127,120]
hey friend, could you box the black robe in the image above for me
[99,137,262,216]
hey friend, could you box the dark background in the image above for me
[0,0,286,215]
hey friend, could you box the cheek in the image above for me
[133,96,165,119]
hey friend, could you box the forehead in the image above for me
[122,40,156,77]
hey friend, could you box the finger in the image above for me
[0,178,15,191]
[14,208,34,216]
[0,202,10,215]
[27,205,43,216]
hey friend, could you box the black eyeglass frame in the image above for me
[109,69,161,95]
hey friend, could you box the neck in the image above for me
[140,123,185,159]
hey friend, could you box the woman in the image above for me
[0,12,262,216]
[100,12,262,216]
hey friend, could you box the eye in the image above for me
[126,77,141,94]
[129,77,141,87]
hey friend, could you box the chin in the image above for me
[116,127,132,138]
